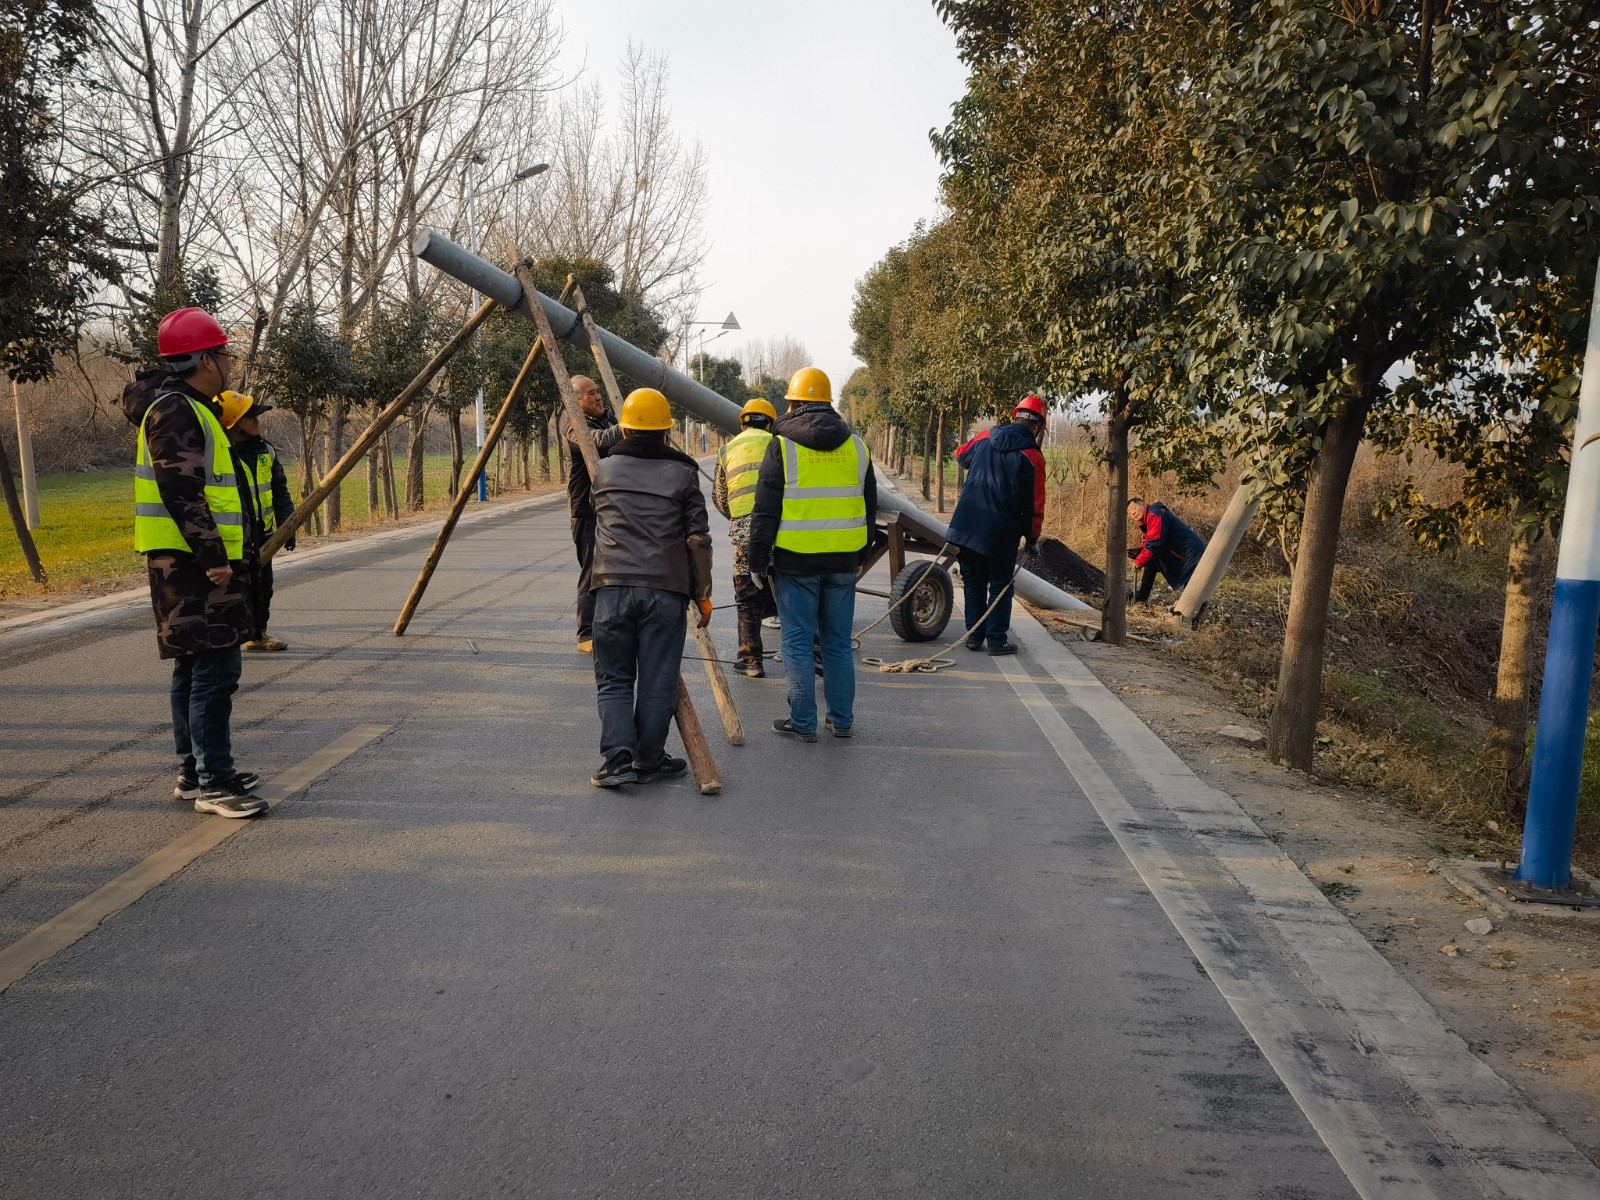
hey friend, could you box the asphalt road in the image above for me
[0,490,1593,1199]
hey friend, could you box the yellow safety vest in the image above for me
[774,434,870,555]
[240,447,277,533]
[718,427,772,519]
[134,396,245,559]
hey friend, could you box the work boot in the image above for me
[824,718,853,739]
[964,633,984,652]
[590,752,637,789]
[737,613,766,678]
[772,718,818,743]
[987,642,1019,656]
[243,636,288,652]
[633,755,688,784]
[577,639,594,654]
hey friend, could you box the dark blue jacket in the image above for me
[1133,501,1207,584]
[946,423,1043,560]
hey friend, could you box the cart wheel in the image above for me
[888,560,954,643]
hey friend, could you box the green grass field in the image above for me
[1,452,563,598]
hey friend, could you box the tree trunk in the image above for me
[536,416,551,482]
[957,403,968,494]
[297,413,323,534]
[936,409,946,513]
[366,443,380,522]
[0,436,46,583]
[920,407,933,500]
[520,436,530,489]
[448,409,464,496]
[1486,528,1542,805]
[325,400,345,531]
[381,429,399,518]
[1103,408,1131,647]
[1266,394,1372,770]
[406,410,428,511]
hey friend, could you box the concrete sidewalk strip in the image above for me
[0,491,566,644]
[1006,610,1600,1198]
[0,723,389,994]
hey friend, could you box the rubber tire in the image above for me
[887,560,954,643]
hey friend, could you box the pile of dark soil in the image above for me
[1023,537,1106,597]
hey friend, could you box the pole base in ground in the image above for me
[1502,875,1600,909]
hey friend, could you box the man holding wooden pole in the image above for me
[586,388,715,788]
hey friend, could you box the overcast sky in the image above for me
[553,0,968,385]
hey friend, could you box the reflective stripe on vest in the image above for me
[241,448,277,533]
[774,434,869,554]
[133,397,246,559]
[718,427,772,519]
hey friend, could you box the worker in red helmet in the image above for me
[120,307,266,818]
[943,396,1049,655]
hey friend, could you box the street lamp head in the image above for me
[514,163,550,181]
[721,311,740,330]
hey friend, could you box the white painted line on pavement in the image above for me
[0,723,390,994]
[1003,611,1600,1199]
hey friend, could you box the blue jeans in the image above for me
[774,571,857,734]
[957,547,1016,648]
[592,585,688,767]
[171,648,242,784]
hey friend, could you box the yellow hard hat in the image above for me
[217,390,254,429]
[619,387,673,431]
[740,398,778,424]
[785,366,832,404]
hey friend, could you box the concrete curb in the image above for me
[1434,857,1600,923]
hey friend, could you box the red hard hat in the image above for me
[156,308,229,359]
[1014,394,1048,424]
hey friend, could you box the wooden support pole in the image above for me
[261,296,498,562]
[692,616,744,745]
[571,281,625,415]
[394,279,577,635]
[519,263,722,794]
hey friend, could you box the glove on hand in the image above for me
[696,598,714,628]
[749,573,765,591]
[1125,547,1140,560]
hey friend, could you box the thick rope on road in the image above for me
[862,565,1021,675]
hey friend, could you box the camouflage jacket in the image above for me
[141,380,259,658]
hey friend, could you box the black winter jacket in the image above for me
[591,434,713,600]
[747,403,877,577]
[946,422,1040,560]
[562,409,622,520]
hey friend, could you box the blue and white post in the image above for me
[1517,260,1600,892]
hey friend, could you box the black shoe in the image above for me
[590,754,638,789]
[965,634,984,652]
[634,755,688,784]
[179,770,257,801]
[824,719,853,739]
[987,642,1019,656]
[772,718,818,743]
[195,776,268,818]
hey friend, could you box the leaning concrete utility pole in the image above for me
[1515,259,1600,897]
[1170,484,1259,628]
[412,230,1093,616]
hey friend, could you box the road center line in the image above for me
[0,723,390,994]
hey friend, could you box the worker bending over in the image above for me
[945,396,1048,655]
[220,391,295,652]
[1127,497,1208,603]
[712,397,778,676]
[588,388,713,788]
[122,308,266,818]
[561,374,623,653]
[748,367,875,742]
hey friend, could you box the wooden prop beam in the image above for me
[261,296,498,562]
[519,263,722,794]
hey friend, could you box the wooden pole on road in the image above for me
[523,264,722,794]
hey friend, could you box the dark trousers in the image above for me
[733,573,776,666]
[957,547,1017,649]
[592,585,687,768]
[1135,549,1204,601]
[253,562,275,638]
[573,514,597,640]
[171,647,242,784]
